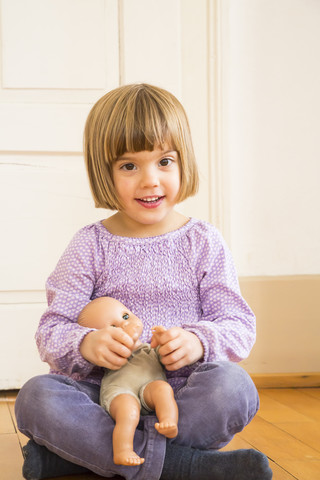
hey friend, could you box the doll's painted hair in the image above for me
[84,83,199,210]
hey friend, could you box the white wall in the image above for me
[0,0,319,387]
[221,0,320,375]
[223,0,320,276]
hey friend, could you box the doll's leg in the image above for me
[143,380,178,438]
[15,374,166,480]
[109,393,144,466]
[173,361,260,449]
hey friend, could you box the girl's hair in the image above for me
[84,83,199,210]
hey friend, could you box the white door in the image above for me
[0,0,213,388]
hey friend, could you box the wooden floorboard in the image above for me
[1,388,320,479]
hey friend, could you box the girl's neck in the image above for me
[102,210,189,238]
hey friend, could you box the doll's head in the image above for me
[84,83,199,210]
[78,296,143,342]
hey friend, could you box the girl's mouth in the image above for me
[135,196,165,208]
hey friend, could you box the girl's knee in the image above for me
[15,374,69,427]
[191,361,257,398]
[216,362,259,408]
[208,362,259,418]
[179,361,259,419]
[175,362,259,449]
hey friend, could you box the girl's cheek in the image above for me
[115,176,134,193]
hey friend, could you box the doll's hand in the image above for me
[151,325,167,345]
[150,326,204,371]
[80,325,134,370]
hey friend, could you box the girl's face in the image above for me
[112,144,181,236]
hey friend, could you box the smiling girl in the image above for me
[15,83,272,480]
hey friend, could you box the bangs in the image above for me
[108,86,176,160]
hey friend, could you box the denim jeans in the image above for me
[15,361,259,480]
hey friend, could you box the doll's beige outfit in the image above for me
[99,343,166,415]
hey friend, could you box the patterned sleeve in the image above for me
[182,224,256,362]
[35,225,102,378]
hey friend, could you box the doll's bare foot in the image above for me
[155,419,178,438]
[113,450,145,466]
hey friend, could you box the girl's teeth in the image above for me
[142,197,159,202]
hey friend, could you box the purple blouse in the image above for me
[36,218,256,389]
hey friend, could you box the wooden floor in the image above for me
[1,388,320,480]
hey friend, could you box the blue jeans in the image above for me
[15,362,259,480]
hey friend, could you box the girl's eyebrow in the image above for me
[160,150,177,156]
[115,150,177,162]
[114,156,134,163]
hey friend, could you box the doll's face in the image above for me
[78,296,143,341]
[105,298,143,339]
[121,316,143,341]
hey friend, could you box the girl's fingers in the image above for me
[109,339,132,360]
[82,326,134,369]
[158,337,181,357]
[164,356,188,371]
[110,326,134,350]
[155,327,179,344]
[160,345,185,366]
[156,328,204,370]
[95,339,131,369]
[101,351,128,370]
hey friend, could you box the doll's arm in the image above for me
[150,326,166,347]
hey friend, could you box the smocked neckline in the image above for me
[96,217,197,244]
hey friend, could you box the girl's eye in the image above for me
[159,158,173,167]
[122,313,129,320]
[121,163,136,171]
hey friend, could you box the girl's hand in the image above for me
[150,327,204,371]
[80,326,134,370]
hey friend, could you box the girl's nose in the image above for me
[140,168,160,188]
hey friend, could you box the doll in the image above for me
[78,297,178,466]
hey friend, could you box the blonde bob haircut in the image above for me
[84,83,199,210]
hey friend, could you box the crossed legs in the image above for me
[15,362,268,480]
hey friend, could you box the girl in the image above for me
[15,83,272,480]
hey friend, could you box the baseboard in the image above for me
[239,275,320,373]
[250,372,320,388]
